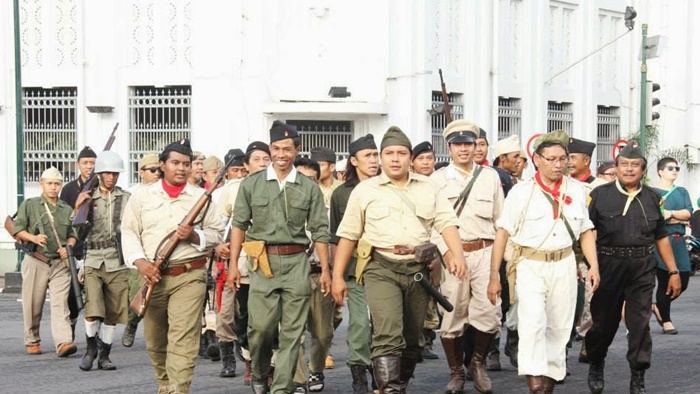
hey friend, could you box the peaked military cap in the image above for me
[412,141,434,159]
[568,138,596,157]
[443,120,479,144]
[310,147,336,163]
[349,134,377,156]
[270,120,298,143]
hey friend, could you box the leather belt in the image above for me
[266,244,306,256]
[374,245,414,255]
[598,245,655,258]
[161,257,208,277]
[521,246,573,262]
[462,239,494,253]
[86,240,117,250]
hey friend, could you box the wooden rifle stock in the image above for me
[438,69,453,124]
[130,155,236,318]
[72,122,119,227]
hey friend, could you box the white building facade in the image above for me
[1,0,699,272]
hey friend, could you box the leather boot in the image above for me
[399,357,417,393]
[504,329,519,368]
[199,332,209,358]
[79,335,98,371]
[526,375,545,394]
[468,330,495,394]
[372,356,402,394]
[97,343,116,370]
[350,364,369,394]
[442,336,466,394]
[630,369,646,394]
[205,330,220,361]
[486,336,501,371]
[587,361,605,394]
[219,341,236,378]
[542,376,556,394]
[251,378,270,394]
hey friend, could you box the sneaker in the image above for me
[26,343,42,355]
[57,342,77,357]
[325,354,334,369]
[308,372,325,392]
[294,384,308,393]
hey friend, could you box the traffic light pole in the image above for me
[639,24,648,153]
[13,0,24,271]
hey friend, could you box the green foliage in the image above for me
[625,124,695,170]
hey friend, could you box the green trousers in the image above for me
[363,262,429,360]
[346,277,372,366]
[248,253,310,394]
[144,268,206,394]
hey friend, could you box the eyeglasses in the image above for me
[539,156,568,165]
[142,167,159,173]
[600,171,616,177]
[665,165,680,172]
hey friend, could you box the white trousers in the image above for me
[515,255,577,381]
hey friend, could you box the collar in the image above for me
[446,162,476,180]
[614,179,642,216]
[377,171,423,185]
[153,179,197,197]
[266,165,298,184]
[92,186,122,200]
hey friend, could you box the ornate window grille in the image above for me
[22,87,78,184]
[286,120,353,161]
[497,98,522,140]
[547,101,574,133]
[128,86,192,184]
[431,91,464,162]
[596,106,620,166]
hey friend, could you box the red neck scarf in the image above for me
[477,159,490,167]
[574,169,593,183]
[161,178,186,198]
[535,172,572,219]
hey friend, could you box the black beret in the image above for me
[224,148,245,168]
[568,138,596,157]
[412,141,434,159]
[618,144,645,160]
[245,141,270,157]
[161,138,192,158]
[78,146,97,160]
[348,134,377,156]
[269,120,298,143]
[310,146,336,163]
[478,128,488,142]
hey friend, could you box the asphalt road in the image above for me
[1,277,699,394]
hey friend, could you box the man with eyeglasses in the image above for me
[487,131,600,394]
[596,162,616,182]
[585,145,681,394]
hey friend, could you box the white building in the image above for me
[1,0,699,274]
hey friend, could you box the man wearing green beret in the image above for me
[332,126,467,393]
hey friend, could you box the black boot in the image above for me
[399,357,417,393]
[199,332,209,359]
[219,341,236,378]
[504,329,519,368]
[630,369,646,394]
[251,378,270,394]
[421,329,439,360]
[205,330,220,361]
[97,343,116,370]
[372,356,402,394]
[587,361,605,394]
[79,335,98,371]
[350,364,369,394]
[486,336,501,371]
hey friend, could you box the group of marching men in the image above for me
[12,118,683,394]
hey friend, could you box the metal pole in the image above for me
[639,24,648,154]
[13,0,24,271]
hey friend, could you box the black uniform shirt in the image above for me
[60,177,86,208]
[589,182,667,247]
[494,167,515,198]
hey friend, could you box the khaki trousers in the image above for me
[21,255,73,351]
[440,247,502,338]
[144,267,206,394]
[215,285,237,342]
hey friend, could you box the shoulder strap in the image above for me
[661,185,678,201]
[387,186,430,237]
[540,191,577,245]
[453,165,483,217]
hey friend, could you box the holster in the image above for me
[355,238,373,285]
[242,240,273,278]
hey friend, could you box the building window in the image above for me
[286,120,353,161]
[596,106,620,166]
[128,85,192,184]
[497,97,522,140]
[547,101,573,133]
[431,91,464,162]
[22,87,78,184]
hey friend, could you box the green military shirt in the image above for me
[84,187,130,272]
[13,195,78,259]
[232,165,330,245]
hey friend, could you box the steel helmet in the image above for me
[95,151,125,173]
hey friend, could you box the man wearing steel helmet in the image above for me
[76,151,131,372]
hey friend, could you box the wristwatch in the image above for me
[668,270,680,276]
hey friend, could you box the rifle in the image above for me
[4,214,50,264]
[130,155,235,318]
[413,243,454,312]
[438,69,453,124]
[43,203,84,311]
[72,122,119,228]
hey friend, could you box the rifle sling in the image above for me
[453,165,483,217]
[540,191,577,246]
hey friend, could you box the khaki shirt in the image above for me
[320,178,343,208]
[13,195,78,259]
[336,172,458,261]
[496,177,593,251]
[232,166,330,246]
[215,178,249,280]
[430,163,504,254]
[84,187,130,272]
[120,181,224,267]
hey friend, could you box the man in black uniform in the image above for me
[586,145,681,394]
[60,146,98,338]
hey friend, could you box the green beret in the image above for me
[534,130,569,152]
[381,126,412,152]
